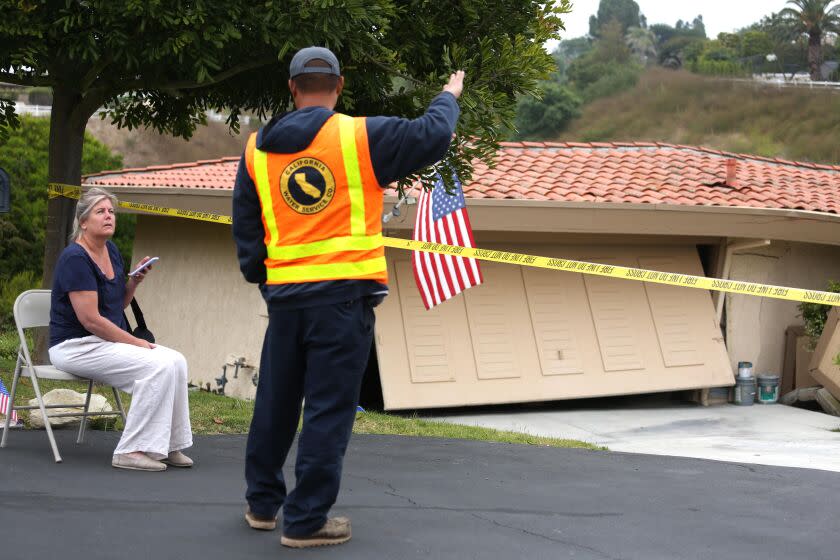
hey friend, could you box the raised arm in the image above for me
[366,71,464,186]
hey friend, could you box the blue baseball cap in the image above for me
[289,46,341,78]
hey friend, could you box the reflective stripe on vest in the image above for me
[266,256,387,283]
[338,115,367,236]
[252,114,386,282]
[252,148,279,248]
[266,233,383,261]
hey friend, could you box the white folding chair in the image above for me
[1,289,126,463]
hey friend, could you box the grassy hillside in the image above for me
[85,117,260,169]
[563,69,840,165]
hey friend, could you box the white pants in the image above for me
[49,336,193,459]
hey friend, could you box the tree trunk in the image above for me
[808,30,822,82]
[41,87,88,289]
[36,87,90,361]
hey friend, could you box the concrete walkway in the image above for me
[427,395,840,473]
[1,430,839,559]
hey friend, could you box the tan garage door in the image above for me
[374,244,733,410]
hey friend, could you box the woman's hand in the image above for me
[128,256,155,285]
[135,337,156,350]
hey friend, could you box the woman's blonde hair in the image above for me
[69,187,119,242]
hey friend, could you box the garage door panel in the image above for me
[522,267,588,376]
[463,264,535,380]
[638,256,704,367]
[583,258,646,372]
[395,260,457,384]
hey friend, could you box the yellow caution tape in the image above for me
[49,183,840,306]
[48,183,232,225]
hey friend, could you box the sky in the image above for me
[547,0,792,49]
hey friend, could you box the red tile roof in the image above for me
[84,142,840,215]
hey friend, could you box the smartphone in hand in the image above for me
[128,257,159,277]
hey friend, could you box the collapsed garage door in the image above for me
[374,244,733,410]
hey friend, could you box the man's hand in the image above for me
[442,70,465,99]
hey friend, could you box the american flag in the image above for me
[0,377,19,426]
[412,173,482,310]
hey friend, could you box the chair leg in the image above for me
[1,353,22,448]
[77,379,94,444]
[112,386,127,424]
[29,369,62,463]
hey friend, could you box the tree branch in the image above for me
[79,54,115,92]
[121,57,277,91]
[0,71,52,87]
[361,53,428,88]
[70,88,108,128]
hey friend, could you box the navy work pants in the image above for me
[245,297,375,537]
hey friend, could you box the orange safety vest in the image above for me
[245,114,386,284]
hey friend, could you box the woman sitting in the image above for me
[48,187,193,472]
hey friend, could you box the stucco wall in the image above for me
[725,242,840,378]
[131,213,840,403]
[132,215,265,398]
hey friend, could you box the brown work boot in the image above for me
[280,517,351,548]
[245,508,277,531]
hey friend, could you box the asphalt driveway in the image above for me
[1,430,838,559]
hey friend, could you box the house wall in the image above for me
[725,242,840,378]
[131,215,266,398]
[131,211,840,405]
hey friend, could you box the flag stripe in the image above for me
[437,219,462,295]
[417,192,440,307]
[411,192,434,309]
[428,214,453,300]
[449,211,475,286]
[457,209,483,282]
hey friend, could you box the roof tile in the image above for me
[82,142,840,215]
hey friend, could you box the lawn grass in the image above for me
[0,360,599,450]
[353,411,604,450]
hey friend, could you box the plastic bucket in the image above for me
[737,361,754,379]
[733,376,756,406]
[756,374,780,404]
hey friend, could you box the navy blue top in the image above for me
[49,241,127,347]
[232,92,460,309]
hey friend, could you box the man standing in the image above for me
[232,46,463,548]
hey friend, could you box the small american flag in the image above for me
[0,377,19,426]
[412,173,483,309]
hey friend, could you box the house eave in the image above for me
[87,184,840,247]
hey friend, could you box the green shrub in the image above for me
[798,280,840,348]
[0,270,39,329]
[581,64,642,102]
[692,59,745,77]
[515,83,582,139]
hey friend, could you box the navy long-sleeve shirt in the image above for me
[232,92,460,309]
